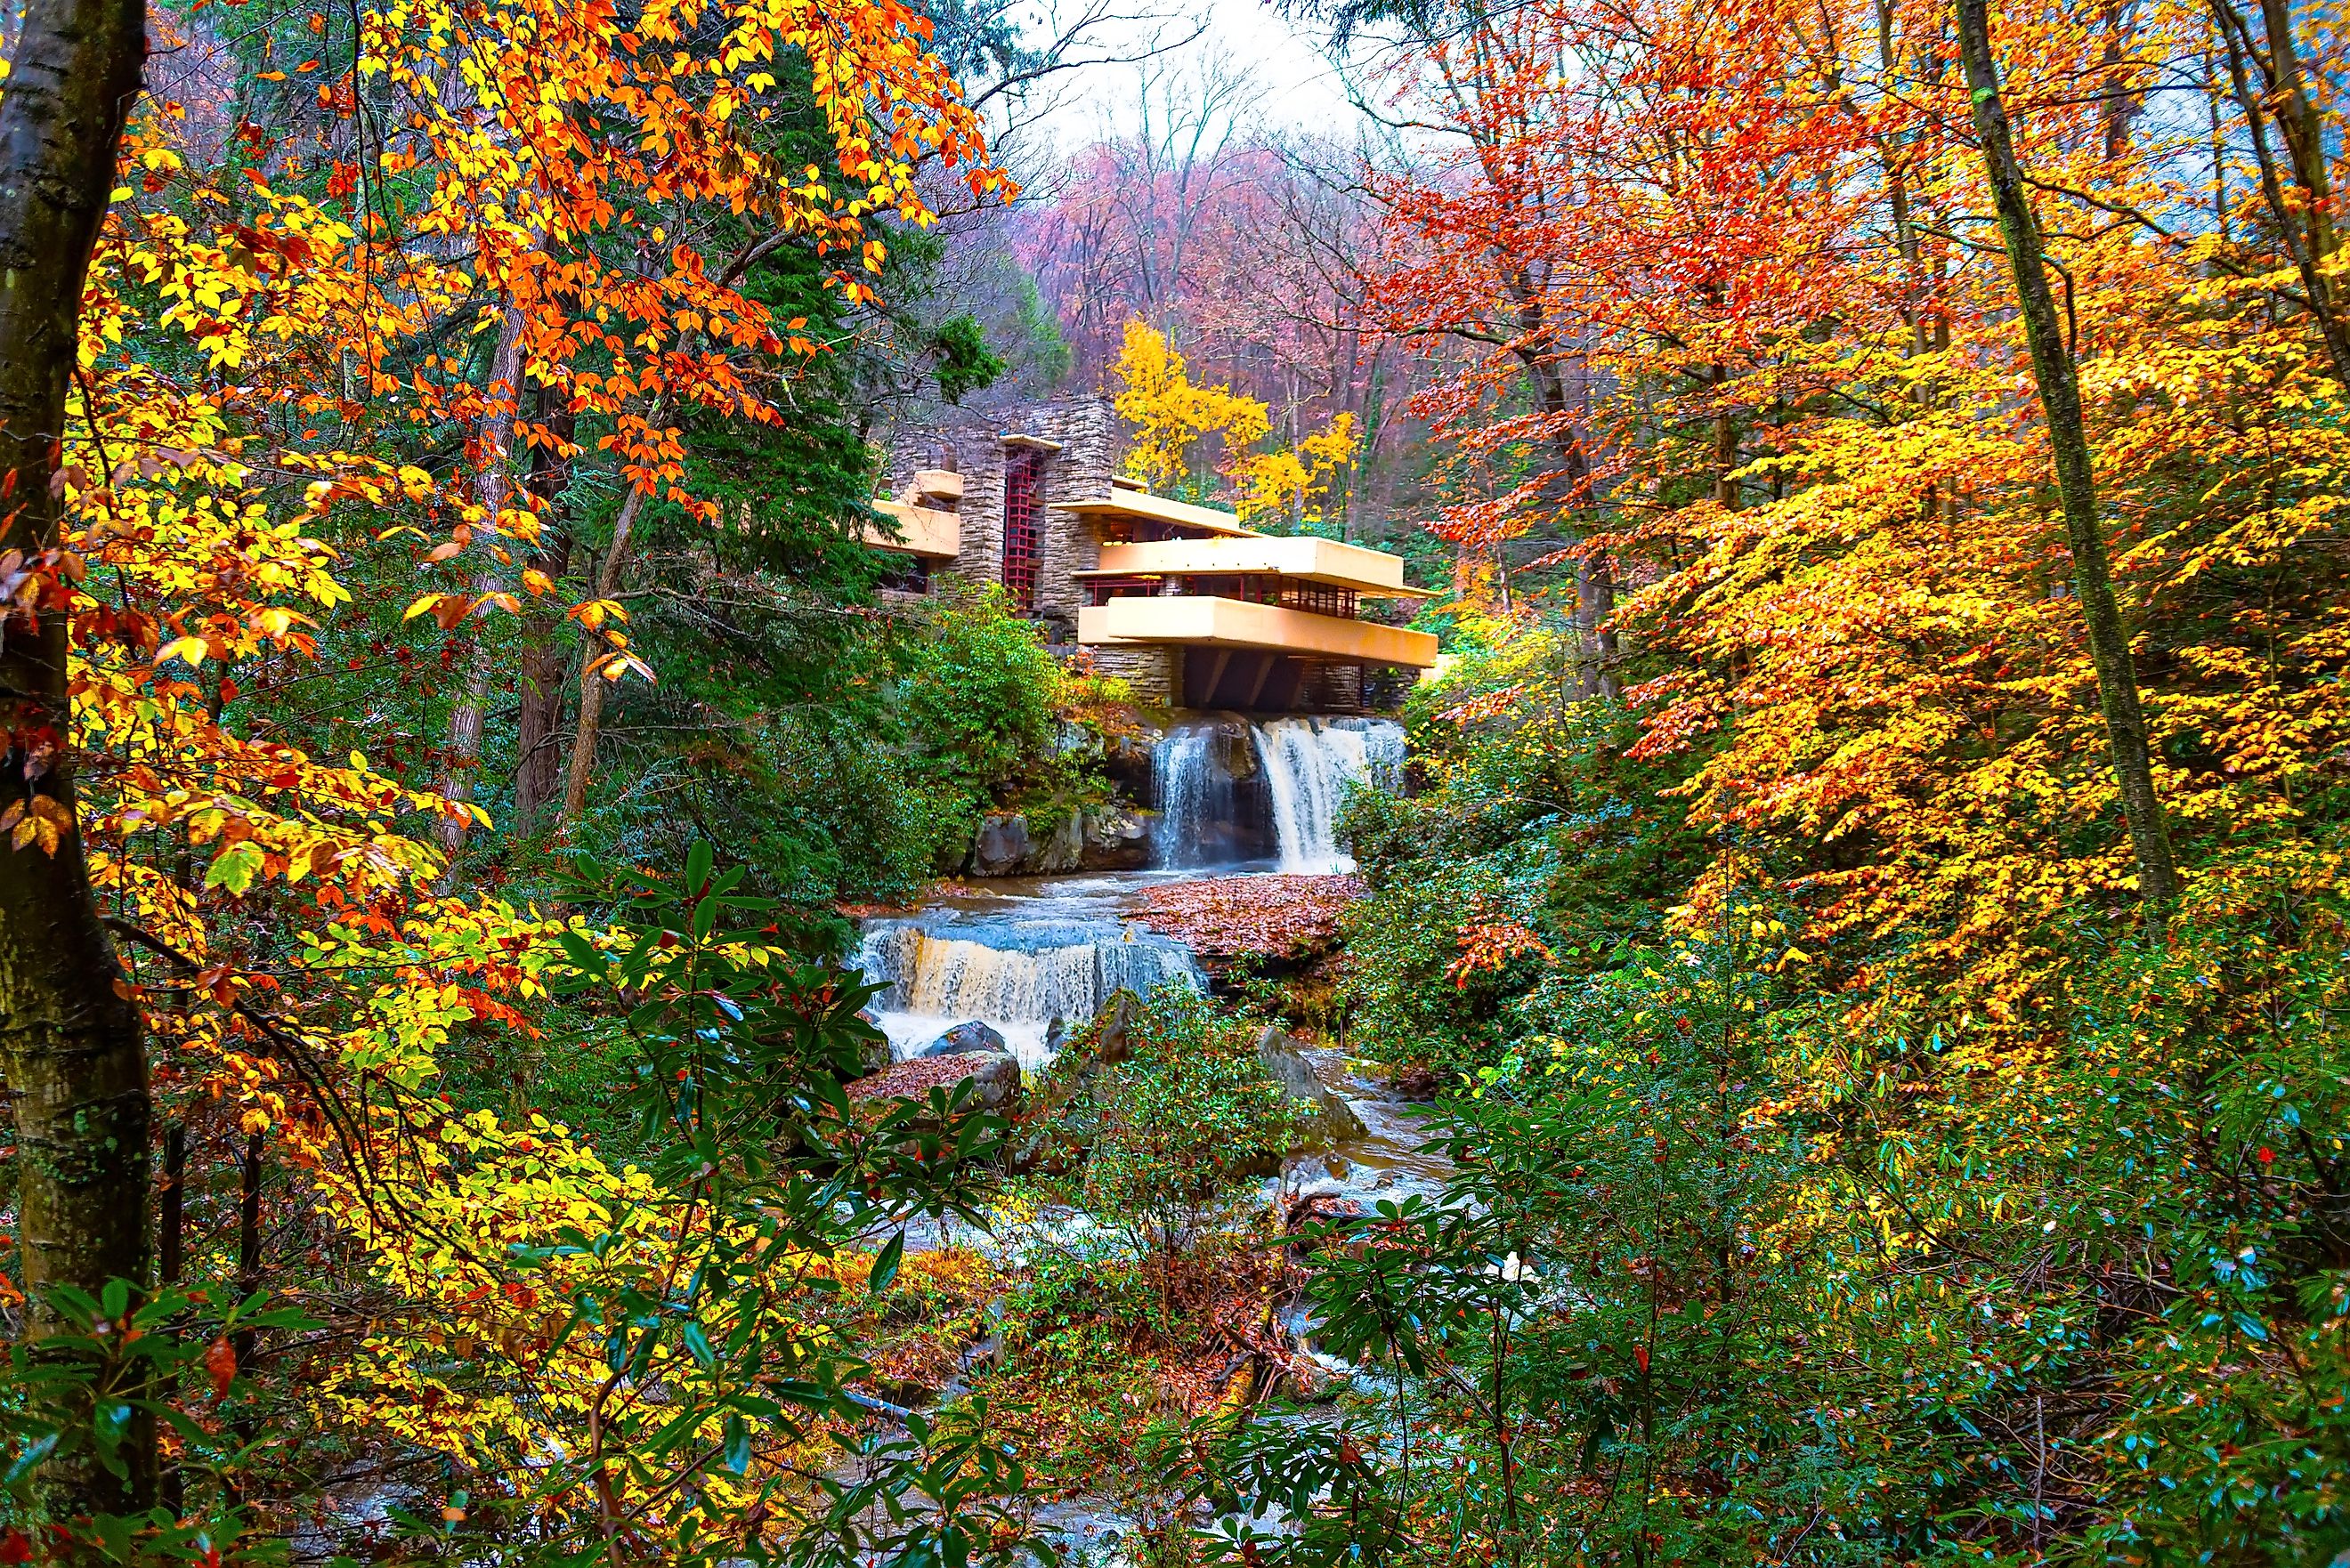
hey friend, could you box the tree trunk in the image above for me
[0,0,158,1518]
[1957,0,2181,907]
[513,391,575,836]
[2207,0,2350,382]
[557,484,648,823]
[436,303,529,857]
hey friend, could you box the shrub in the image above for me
[1032,990,1307,1314]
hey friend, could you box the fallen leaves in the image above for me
[1130,875,1364,964]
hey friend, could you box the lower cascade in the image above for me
[859,901,1203,1071]
[1252,715,1405,874]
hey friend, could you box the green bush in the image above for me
[1334,623,1706,1080]
[1029,990,1306,1309]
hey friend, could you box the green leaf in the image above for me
[679,1320,717,1370]
[203,839,264,895]
[868,1232,905,1295]
[723,1413,751,1475]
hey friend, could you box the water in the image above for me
[1150,722,1242,869]
[1149,714,1404,874]
[862,712,1406,1070]
[1251,716,1405,874]
[858,873,1206,1071]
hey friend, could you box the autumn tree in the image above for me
[0,0,158,1519]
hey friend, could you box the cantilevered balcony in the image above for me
[863,470,964,560]
[863,499,961,559]
[1076,594,1438,667]
[1060,487,1438,684]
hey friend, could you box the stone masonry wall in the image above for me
[884,397,1181,705]
[885,395,1121,644]
[1083,644,1178,706]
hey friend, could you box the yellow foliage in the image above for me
[1110,319,1269,489]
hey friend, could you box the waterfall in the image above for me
[1252,715,1405,874]
[1151,722,1240,869]
[859,916,1203,1071]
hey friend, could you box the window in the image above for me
[1086,576,1161,605]
[875,555,931,594]
[1280,580,1359,618]
[1003,453,1041,611]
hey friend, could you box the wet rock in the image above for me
[1079,804,1155,870]
[968,810,1085,876]
[959,1050,1024,1111]
[849,1050,1022,1114]
[1092,989,1143,1065]
[1102,723,1163,801]
[1256,1026,1367,1145]
[921,1021,1009,1057]
[969,813,1033,877]
[1033,810,1086,874]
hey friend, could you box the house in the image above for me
[864,395,1438,711]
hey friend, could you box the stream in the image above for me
[850,714,1438,1563]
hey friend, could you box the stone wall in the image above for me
[1082,644,1178,707]
[885,395,1120,643]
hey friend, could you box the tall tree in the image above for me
[1956,0,2180,907]
[0,0,158,1518]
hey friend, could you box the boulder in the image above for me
[1255,1026,1367,1145]
[960,1050,1023,1111]
[1032,810,1086,874]
[1092,988,1143,1065]
[1101,723,1163,800]
[921,1021,1009,1058]
[969,813,1033,877]
[968,810,1085,877]
[1080,804,1156,870]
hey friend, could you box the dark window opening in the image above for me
[1086,576,1163,604]
[875,554,932,594]
[1279,580,1358,618]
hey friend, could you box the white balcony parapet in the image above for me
[863,498,961,558]
[1078,595,1439,668]
[1050,489,1256,538]
[1076,535,1434,598]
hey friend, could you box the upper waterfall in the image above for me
[1252,715,1405,874]
[1151,721,1242,869]
[1147,713,1405,875]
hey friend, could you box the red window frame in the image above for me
[1003,454,1041,611]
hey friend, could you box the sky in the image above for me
[1009,0,1364,150]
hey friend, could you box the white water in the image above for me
[860,715,1406,1071]
[1252,715,1406,874]
[859,888,1203,1071]
[1150,723,1238,869]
